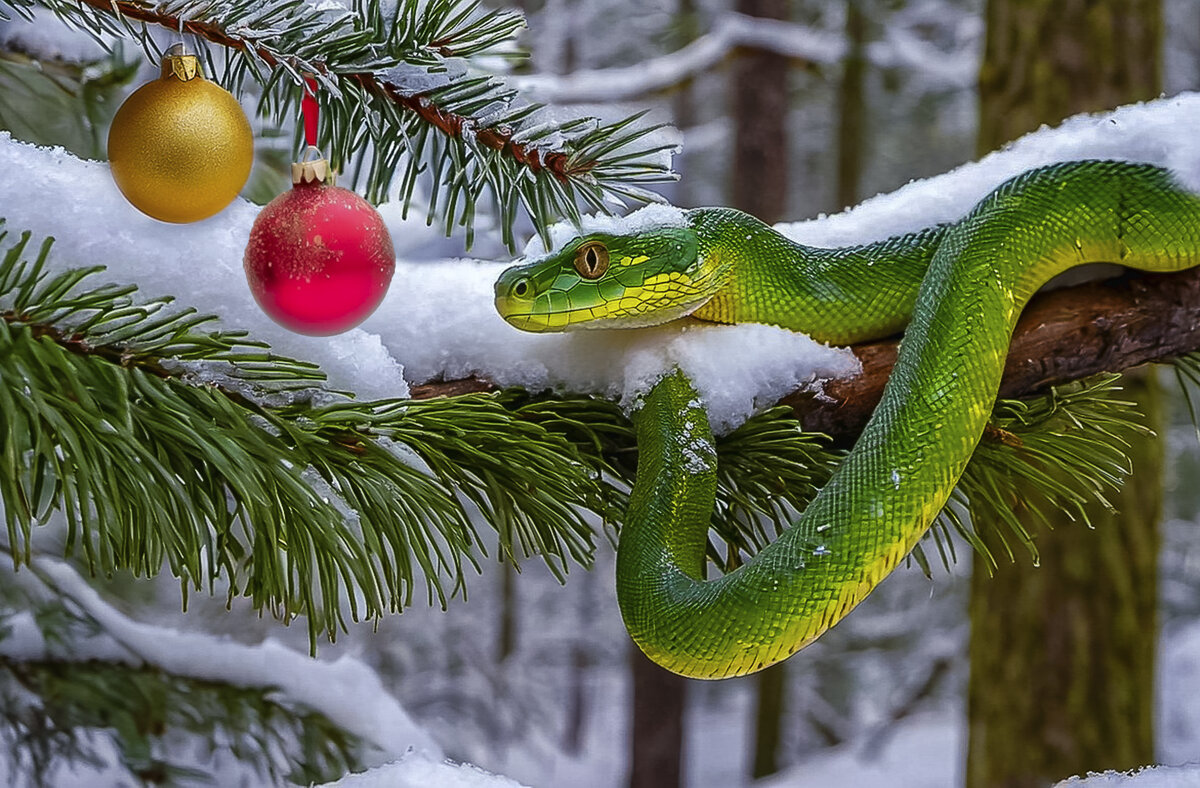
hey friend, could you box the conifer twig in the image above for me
[7,0,678,244]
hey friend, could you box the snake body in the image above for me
[494,160,1200,679]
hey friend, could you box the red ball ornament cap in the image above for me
[292,145,331,186]
[244,148,395,336]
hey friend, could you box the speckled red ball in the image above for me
[244,180,395,335]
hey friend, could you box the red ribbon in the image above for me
[302,76,319,147]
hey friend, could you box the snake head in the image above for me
[495,225,710,332]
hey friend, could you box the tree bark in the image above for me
[967,2,1163,786]
[835,0,868,211]
[977,0,1162,156]
[731,0,790,222]
[628,648,686,788]
[732,0,791,776]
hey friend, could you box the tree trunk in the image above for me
[750,662,787,778]
[628,648,687,788]
[968,2,1163,786]
[732,0,792,777]
[835,0,868,211]
[966,373,1162,787]
[977,0,1162,156]
[731,0,790,222]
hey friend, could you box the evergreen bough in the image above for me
[2,0,1198,780]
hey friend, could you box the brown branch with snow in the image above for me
[411,267,1200,443]
[79,0,589,180]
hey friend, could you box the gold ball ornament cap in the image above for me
[107,46,254,224]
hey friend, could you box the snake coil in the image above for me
[496,161,1200,679]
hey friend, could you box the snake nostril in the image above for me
[514,278,530,297]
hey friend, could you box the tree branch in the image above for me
[512,11,976,104]
[411,267,1200,443]
[76,0,587,180]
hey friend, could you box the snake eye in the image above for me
[573,241,610,280]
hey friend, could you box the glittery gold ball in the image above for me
[107,57,254,224]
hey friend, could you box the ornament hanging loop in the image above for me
[302,75,320,148]
[294,75,332,185]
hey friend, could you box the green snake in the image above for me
[493,160,1200,679]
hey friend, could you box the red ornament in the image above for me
[244,156,395,335]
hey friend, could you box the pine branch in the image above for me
[0,223,599,646]
[510,376,1145,578]
[0,655,363,785]
[3,0,677,245]
[0,564,366,786]
[0,220,1168,639]
[932,373,1147,573]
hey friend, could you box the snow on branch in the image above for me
[405,93,1200,435]
[6,0,676,242]
[412,265,1200,444]
[3,558,532,786]
[7,558,440,759]
[5,95,1200,435]
[513,11,977,105]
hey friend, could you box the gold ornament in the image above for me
[107,45,254,223]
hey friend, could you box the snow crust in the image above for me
[778,94,1200,248]
[5,94,1200,432]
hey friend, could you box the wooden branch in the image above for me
[411,267,1200,442]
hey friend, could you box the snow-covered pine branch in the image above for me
[514,9,978,105]
[1,0,678,244]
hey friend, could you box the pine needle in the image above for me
[0,223,599,647]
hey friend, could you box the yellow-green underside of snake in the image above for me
[494,160,1200,679]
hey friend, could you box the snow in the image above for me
[521,202,689,256]
[318,754,531,788]
[1056,765,1200,787]
[0,8,113,63]
[778,94,1200,248]
[0,133,414,400]
[8,93,1200,431]
[0,129,852,433]
[4,558,441,761]
[755,714,962,788]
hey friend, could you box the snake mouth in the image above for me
[495,306,604,332]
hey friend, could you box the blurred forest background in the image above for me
[3,0,1200,786]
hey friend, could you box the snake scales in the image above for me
[494,160,1200,679]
